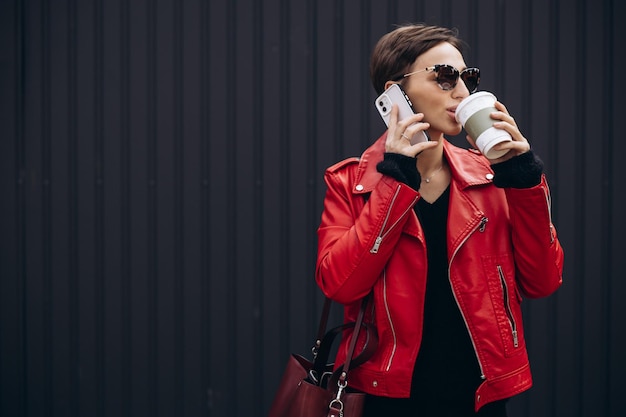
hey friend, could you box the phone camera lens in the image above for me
[378,100,384,107]
[382,107,387,112]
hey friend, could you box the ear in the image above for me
[383,80,398,91]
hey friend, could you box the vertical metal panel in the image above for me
[607,2,625,416]
[0,2,24,417]
[1,1,625,417]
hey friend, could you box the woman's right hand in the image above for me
[385,104,438,157]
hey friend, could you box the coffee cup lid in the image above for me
[455,91,497,123]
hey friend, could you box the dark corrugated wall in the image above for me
[1,0,624,416]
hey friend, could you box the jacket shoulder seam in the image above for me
[326,157,360,173]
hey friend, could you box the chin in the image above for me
[448,121,463,135]
[432,119,463,136]
[441,125,463,136]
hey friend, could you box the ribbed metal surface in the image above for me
[0,1,624,416]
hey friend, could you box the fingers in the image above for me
[465,101,531,163]
[493,100,508,114]
[385,104,434,157]
[490,102,516,128]
[492,138,530,154]
[477,101,531,162]
[490,101,528,144]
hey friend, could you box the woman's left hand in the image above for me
[465,101,531,164]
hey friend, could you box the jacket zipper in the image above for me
[543,184,555,243]
[371,186,415,370]
[448,216,488,379]
[370,185,419,253]
[497,265,519,347]
[381,269,397,371]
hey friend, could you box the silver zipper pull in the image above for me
[479,217,488,232]
[370,236,383,253]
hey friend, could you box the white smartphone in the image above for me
[374,83,429,144]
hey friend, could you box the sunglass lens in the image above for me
[436,65,459,90]
[461,68,480,93]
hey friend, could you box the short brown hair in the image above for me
[370,24,466,95]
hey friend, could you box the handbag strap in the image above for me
[312,297,333,357]
[314,321,377,371]
[339,291,372,378]
[310,293,377,380]
[325,292,373,417]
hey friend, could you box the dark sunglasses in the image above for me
[399,64,480,93]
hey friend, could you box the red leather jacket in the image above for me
[315,135,564,411]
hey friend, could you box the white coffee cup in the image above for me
[455,92,512,159]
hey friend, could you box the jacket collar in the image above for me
[351,133,495,195]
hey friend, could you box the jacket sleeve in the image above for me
[505,176,564,298]
[316,166,420,304]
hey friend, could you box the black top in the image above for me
[411,187,482,405]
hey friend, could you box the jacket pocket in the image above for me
[498,265,519,348]
[482,255,525,357]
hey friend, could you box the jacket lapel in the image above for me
[443,143,493,257]
[350,136,495,246]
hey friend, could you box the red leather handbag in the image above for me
[268,293,377,417]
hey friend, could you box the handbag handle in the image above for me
[325,293,373,417]
[314,321,377,371]
[339,292,372,378]
[312,297,333,358]
[310,292,376,385]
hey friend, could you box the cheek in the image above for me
[415,96,444,121]
[425,106,464,135]
[410,94,438,115]
[404,81,438,110]
[421,97,440,113]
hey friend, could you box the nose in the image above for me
[452,79,471,99]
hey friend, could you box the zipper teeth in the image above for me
[382,269,397,371]
[381,196,419,240]
[378,186,401,237]
[370,186,401,253]
[543,185,555,243]
[498,265,519,346]
[376,187,417,369]
[448,216,488,378]
[543,181,552,217]
[370,186,418,253]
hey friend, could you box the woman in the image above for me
[315,24,564,416]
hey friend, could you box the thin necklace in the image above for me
[421,164,443,183]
